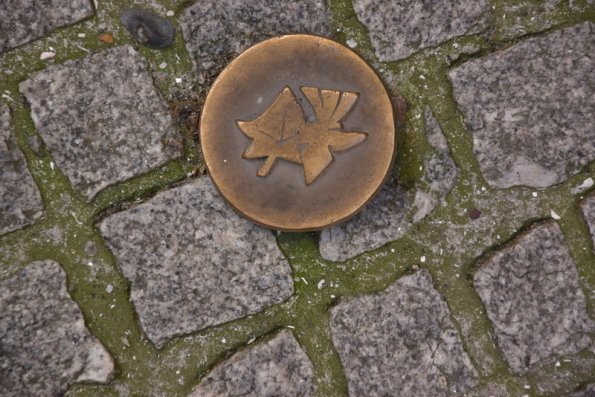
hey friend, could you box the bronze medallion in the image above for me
[201,34,396,231]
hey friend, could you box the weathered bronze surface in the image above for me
[201,35,396,231]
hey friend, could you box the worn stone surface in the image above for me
[179,0,330,84]
[191,330,315,397]
[0,0,94,52]
[353,0,490,61]
[319,182,412,262]
[567,383,595,397]
[497,0,592,40]
[581,195,595,249]
[98,177,294,348]
[19,45,182,199]
[330,270,478,396]
[0,103,43,235]
[319,108,457,261]
[450,22,595,188]
[474,221,594,374]
[0,260,114,396]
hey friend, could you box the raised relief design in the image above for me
[237,86,367,185]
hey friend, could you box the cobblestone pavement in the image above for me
[1,0,594,396]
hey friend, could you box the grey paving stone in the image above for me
[498,0,592,40]
[0,260,114,396]
[98,177,294,348]
[0,0,94,52]
[0,103,43,235]
[581,195,595,249]
[330,269,478,396]
[449,22,595,188]
[191,330,315,397]
[474,221,594,374]
[353,0,490,61]
[179,0,330,84]
[19,45,182,199]
[319,183,413,262]
[567,383,595,397]
[319,108,458,262]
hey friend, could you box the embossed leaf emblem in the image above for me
[237,86,367,185]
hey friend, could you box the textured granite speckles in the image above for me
[423,107,458,197]
[191,330,315,397]
[450,22,595,189]
[353,0,490,61]
[179,0,330,83]
[567,384,595,397]
[0,103,43,235]
[581,195,595,249]
[98,177,294,348]
[331,270,478,396]
[319,108,458,262]
[19,45,182,199]
[497,0,592,40]
[319,182,413,262]
[0,260,114,396]
[474,222,594,374]
[0,0,94,52]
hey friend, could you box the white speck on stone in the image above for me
[257,96,263,104]
[420,256,426,263]
[40,51,55,60]
[317,279,326,289]
[78,33,86,38]
[572,177,594,194]
[223,159,227,163]
[550,210,561,220]
[532,192,538,197]
[175,77,182,84]
[166,10,175,16]
[346,39,357,48]
[159,62,168,69]
[106,284,113,293]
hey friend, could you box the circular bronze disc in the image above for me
[200,34,396,231]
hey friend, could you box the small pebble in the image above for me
[175,77,182,84]
[120,8,176,49]
[159,62,167,69]
[40,51,55,60]
[346,39,357,48]
[78,33,86,38]
[317,279,326,289]
[468,208,481,219]
[532,192,538,197]
[550,210,561,220]
[166,10,175,16]
[106,284,113,293]
[420,256,426,263]
[84,240,98,257]
[98,33,114,44]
